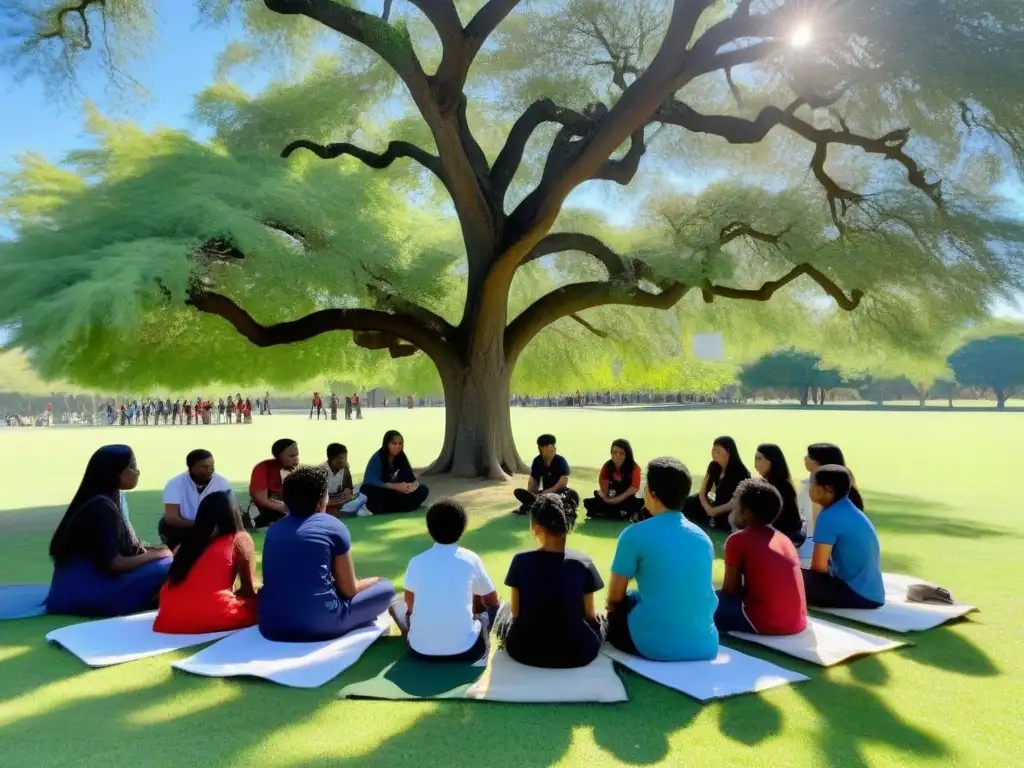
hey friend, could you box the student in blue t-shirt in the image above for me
[802,465,884,609]
[606,457,719,661]
[514,434,575,515]
[258,465,396,642]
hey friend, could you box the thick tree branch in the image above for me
[36,0,105,50]
[592,129,648,185]
[266,1,430,88]
[280,138,447,188]
[491,99,593,204]
[702,263,864,312]
[505,280,690,363]
[465,1,523,54]
[186,289,457,365]
[521,232,636,280]
[655,98,943,227]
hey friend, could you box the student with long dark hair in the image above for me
[360,430,429,514]
[583,439,644,521]
[248,438,300,528]
[45,445,172,617]
[801,444,865,543]
[802,466,883,609]
[494,493,605,668]
[684,436,751,531]
[154,491,258,634]
[754,443,804,545]
[259,466,396,641]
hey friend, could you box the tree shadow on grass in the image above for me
[716,692,783,746]
[268,670,700,768]
[795,675,949,768]
[866,492,1016,539]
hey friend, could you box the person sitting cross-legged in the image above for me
[606,457,719,661]
[258,466,396,642]
[715,478,808,635]
[493,493,605,669]
[360,430,430,514]
[154,491,258,634]
[583,439,644,522]
[322,443,370,517]
[390,500,500,662]
[802,465,884,610]
[514,433,573,514]
[158,449,235,549]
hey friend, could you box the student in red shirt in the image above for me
[716,478,807,636]
[247,439,300,528]
[583,439,644,521]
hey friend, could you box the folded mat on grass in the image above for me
[817,573,978,633]
[46,611,238,667]
[729,616,906,666]
[340,651,487,700]
[603,646,808,702]
[0,584,48,620]
[460,651,628,703]
[173,614,390,689]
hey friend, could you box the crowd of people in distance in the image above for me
[100,393,271,426]
[310,392,366,421]
[41,429,881,669]
[510,391,734,408]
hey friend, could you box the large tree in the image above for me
[948,335,1024,409]
[1,1,1023,477]
[738,348,841,405]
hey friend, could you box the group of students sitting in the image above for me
[243,430,430,529]
[42,432,882,669]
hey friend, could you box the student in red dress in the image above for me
[154,491,258,634]
[715,478,807,635]
[248,439,300,528]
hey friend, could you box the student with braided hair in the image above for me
[493,493,604,668]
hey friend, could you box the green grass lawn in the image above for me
[0,407,1018,767]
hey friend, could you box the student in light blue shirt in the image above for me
[802,465,884,609]
[606,457,719,661]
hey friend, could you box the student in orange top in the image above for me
[584,439,643,521]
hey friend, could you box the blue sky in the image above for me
[1,2,1021,319]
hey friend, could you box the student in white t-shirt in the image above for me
[322,443,370,517]
[390,500,500,662]
[159,449,235,549]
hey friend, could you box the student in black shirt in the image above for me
[514,434,574,514]
[683,436,751,531]
[494,493,604,668]
[754,443,805,545]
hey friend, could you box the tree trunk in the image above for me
[995,388,1006,410]
[422,298,529,480]
[799,386,809,407]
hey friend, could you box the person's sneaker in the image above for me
[356,508,373,518]
[388,600,410,636]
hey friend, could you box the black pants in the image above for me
[606,594,641,656]
[513,488,580,515]
[583,493,644,520]
[682,494,730,531]
[410,604,497,663]
[249,503,285,529]
[157,519,189,549]
[802,569,884,609]
[363,483,429,514]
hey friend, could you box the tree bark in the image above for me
[995,388,1006,410]
[423,334,528,480]
[800,386,809,407]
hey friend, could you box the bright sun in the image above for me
[791,23,813,48]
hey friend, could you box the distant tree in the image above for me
[948,335,1024,409]
[931,378,959,409]
[738,349,842,406]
